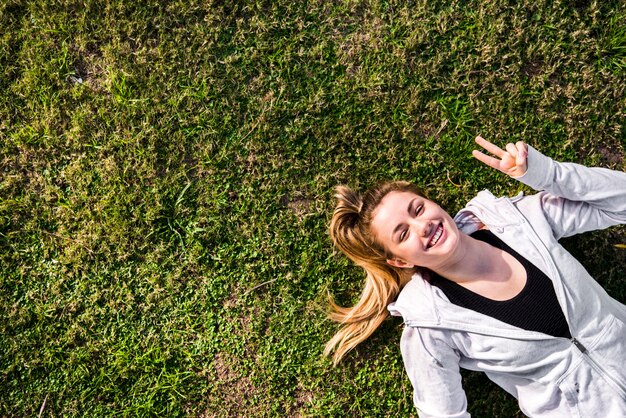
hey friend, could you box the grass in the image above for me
[0,0,625,417]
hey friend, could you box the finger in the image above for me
[472,149,502,171]
[475,136,506,158]
[515,141,528,158]
[505,143,518,158]
[515,141,528,167]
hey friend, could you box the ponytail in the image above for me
[325,182,425,365]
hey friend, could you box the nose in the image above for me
[412,219,432,238]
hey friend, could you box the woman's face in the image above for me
[370,191,460,270]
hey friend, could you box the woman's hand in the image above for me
[472,136,528,177]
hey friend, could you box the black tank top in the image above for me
[430,229,571,339]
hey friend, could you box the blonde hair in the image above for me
[324,181,426,365]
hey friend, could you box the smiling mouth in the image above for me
[427,224,444,248]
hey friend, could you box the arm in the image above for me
[473,136,626,238]
[400,326,470,418]
[514,145,626,237]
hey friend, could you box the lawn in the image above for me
[1,0,625,417]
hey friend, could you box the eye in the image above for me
[415,205,424,216]
[400,228,408,242]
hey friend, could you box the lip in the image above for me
[426,223,445,249]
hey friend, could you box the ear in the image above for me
[386,258,414,269]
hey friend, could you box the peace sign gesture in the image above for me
[472,136,529,177]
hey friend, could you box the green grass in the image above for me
[1,0,625,417]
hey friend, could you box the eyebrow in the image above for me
[390,198,418,240]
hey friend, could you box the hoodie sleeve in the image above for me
[400,326,470,418]
[512,145,626,239]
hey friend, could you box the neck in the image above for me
[432,232,504,284]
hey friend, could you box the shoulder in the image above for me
[455,190,530,232]
[388,273,439,323]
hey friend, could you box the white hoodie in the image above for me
[388,146,626,417]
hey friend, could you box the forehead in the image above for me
[371,191,420,236]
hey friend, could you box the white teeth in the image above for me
[428,225,443,248]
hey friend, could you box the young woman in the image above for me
[325,136,626,417]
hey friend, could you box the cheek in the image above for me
[443,225,459,248]
[398,237,421,260]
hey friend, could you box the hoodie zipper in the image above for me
[570,338,587,353]
[570,337,626,396]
